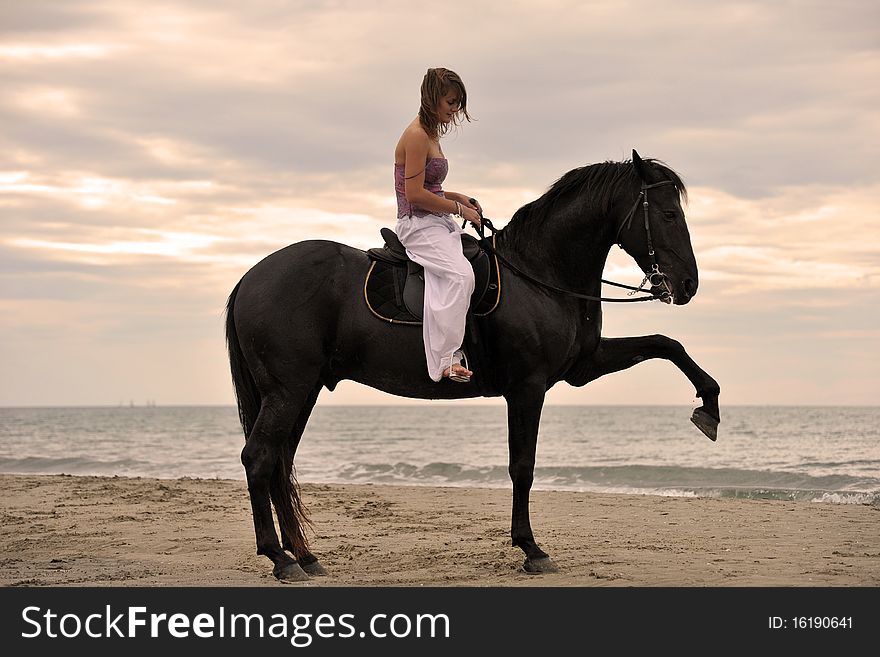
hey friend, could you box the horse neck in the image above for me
[497,196,619,292]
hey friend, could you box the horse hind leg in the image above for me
[241,391,310,582]
[270,383,328,576]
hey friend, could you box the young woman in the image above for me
[394,67,483,383]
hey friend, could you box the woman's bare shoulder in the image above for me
[401,121,430,146]
[396,120,430,163]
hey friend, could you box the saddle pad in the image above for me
[365,244,501,325]
[364,260,422,324]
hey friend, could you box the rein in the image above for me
[472,180,677,304]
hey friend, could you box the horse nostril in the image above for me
[683,278,698,297]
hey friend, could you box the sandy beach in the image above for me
[0,473,877,587]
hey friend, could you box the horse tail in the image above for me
[225,281,260,439]
[225,280,313,558]
[276,442,314,559]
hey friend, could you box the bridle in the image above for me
[615,179,678,301]
[473,179,678,304]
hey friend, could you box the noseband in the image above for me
[616,180,677,298]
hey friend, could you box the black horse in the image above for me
[225,150,720,581]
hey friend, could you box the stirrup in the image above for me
[447,349,471,383]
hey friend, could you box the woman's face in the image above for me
[437,90,462,124]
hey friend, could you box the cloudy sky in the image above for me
[1,0,878,407]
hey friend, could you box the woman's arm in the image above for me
[444,191,482,215]
[402,129,480,225]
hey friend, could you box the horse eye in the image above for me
[662,210,677,221]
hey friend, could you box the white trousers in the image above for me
[395,214,476,381]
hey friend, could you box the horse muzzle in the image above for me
[652,273,697,305]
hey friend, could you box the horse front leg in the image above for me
[581,335,721,440]
[505,383,559,574]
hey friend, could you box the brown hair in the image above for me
[418,67,472,140]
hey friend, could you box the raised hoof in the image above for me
[302,560,328,576]
[523,557,559,574]
[691,407,719,442]
[273,562,310,582]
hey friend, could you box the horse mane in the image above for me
[501,159,687,250]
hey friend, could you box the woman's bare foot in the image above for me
[442,363,473,382]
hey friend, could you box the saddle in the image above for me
[365,227,501,324]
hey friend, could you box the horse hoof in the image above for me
[302,560,328,576]
[274,562,310,582]
[523,557,559,574]
[691,408,718,442]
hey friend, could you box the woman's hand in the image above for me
[463,197,483,215]
[461,205,481,228]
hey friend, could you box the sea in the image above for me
[0,405,877,505]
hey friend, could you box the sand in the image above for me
[0,473,877,587]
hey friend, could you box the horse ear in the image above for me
[632,149,650,182]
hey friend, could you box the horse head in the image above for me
[617,149,699,305]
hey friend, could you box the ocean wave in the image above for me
[0,455,240,480]
[698,488,880,505]
[316,461,880,505]
[0,455,147,475]
[4,455,877,505]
